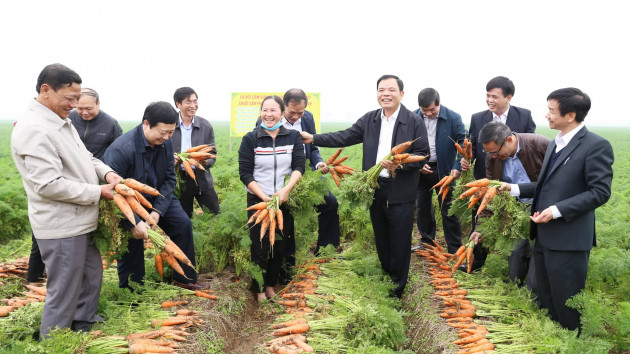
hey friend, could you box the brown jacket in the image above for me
[486,133,550,182]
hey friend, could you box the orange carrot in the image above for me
[126,196,156,226]
[453,332,486,345]
[187,158,206,171]
[246,202,268,211]
[123,178,161,196]
[151,316,194,328]
[188,152,214,159]
[432,175,449,189]
[332,156,348,166]
[436,289,468,296]
[114,183,137,198]
[393,153,410,163]
[186,144,209,153]
[466,247,474,273]
[330,170,341,188]
[467,187,487,209]
[255,208,269,225]
[326,148,343,165]
[293,340,314,353]
[0,306,14,317]
[134,190,153,209]
[272,323,310,336]
[400,154,427,163]
[276,209,284,231]
[333,166,353,175]
[182,160,195,180]
[269,218,277,247]
[161,252,189,279]
[476,186,497,216]
[454,142,465,155]
[452,251,468,271]
[458,187,480,200]
[113,194,136,226]
[441,185,450,204]
[260,217,270,241]
[195,291,218,300]
[272,318,308,329]
[430,239,445,253]
[391,137,419,155]
[164,239,194,269]
[247,209,261,225]
[465,178,490,188]
[25,284,47,297]
[155,254,163,277]
[161,300,189,308]
[128,343,175,353]
[438,175,455,194]
[176,309,199,316]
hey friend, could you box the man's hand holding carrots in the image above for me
[131,221,149,240]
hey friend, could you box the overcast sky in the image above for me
[1,0,628,128]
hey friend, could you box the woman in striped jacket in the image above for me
[238,95,305,302]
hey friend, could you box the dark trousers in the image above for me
[179,170,220,217]
[27,233,46,282]
[117,198,197,288]
[248,194,293,293]
[314,191,340,255]
[533,240,589,331]
[416,166,462,254]
[370,178,414,298]
[508,239,538,295]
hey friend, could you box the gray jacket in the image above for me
[171,115,216,187]
[11,99,113,239]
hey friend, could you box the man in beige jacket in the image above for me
[11,63,121,338]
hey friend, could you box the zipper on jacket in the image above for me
[83,121,89,141]
[272,137,277,193]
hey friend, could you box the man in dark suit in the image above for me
[412,88,466,253]
[104,102,207,291]
[461,76,536,270]
[501,88,614,330]
[301,75,430,298]
[170,87,220,217]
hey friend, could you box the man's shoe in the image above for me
[171,280,210,291]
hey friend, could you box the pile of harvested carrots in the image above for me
[0,257,28,285]
[414,241,495,353]
[174,144,216,183]
[321,148,354,188]
[263,260,327,353]
[0,283,46,318]
[457,178,503,217]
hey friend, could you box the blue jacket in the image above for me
[255,111,323,171]
[413,105,466,179]
[103,124,176,217]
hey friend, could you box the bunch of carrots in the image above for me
[174,144,216,183]
[0,257,28,284]
[457,178,503,217]
[453,135,473,162]
[414,242,495,353]
[110,178,196,280]
[321,148,354,188]
[361,137,427,188]
[246,195,284,249]
[431,173,458,204]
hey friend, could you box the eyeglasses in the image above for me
[482,137,507,157]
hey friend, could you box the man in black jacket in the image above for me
[301,75,429,298]
[104,102,207,291]
[170,87,220,216]
[69,88,123,161]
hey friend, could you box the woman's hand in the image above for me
[275,187,291,205]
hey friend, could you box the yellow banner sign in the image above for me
[230,92,320,137]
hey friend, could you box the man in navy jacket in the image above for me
[104,102,206,290]
[301,75,430,298]
[413,88,466,253]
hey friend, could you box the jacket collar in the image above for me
[376,104,410,124]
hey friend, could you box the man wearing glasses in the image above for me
[412,88,466,253]
[461,76,536,271]
[470,122,550,294]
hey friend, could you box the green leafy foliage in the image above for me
[0,183,30,242]
[476,192,530,254]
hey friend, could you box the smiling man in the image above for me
[170,87,220,217]
[502,88,614,330]
[300,75,429,298]
[68,88,122,161]
[11,63,122,338]
[104,101,208,291]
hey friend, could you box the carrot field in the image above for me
[0,121,628,353]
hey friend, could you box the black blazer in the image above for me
[518,127,614,251]
[469,106,536,179]
[313,104,429,204]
